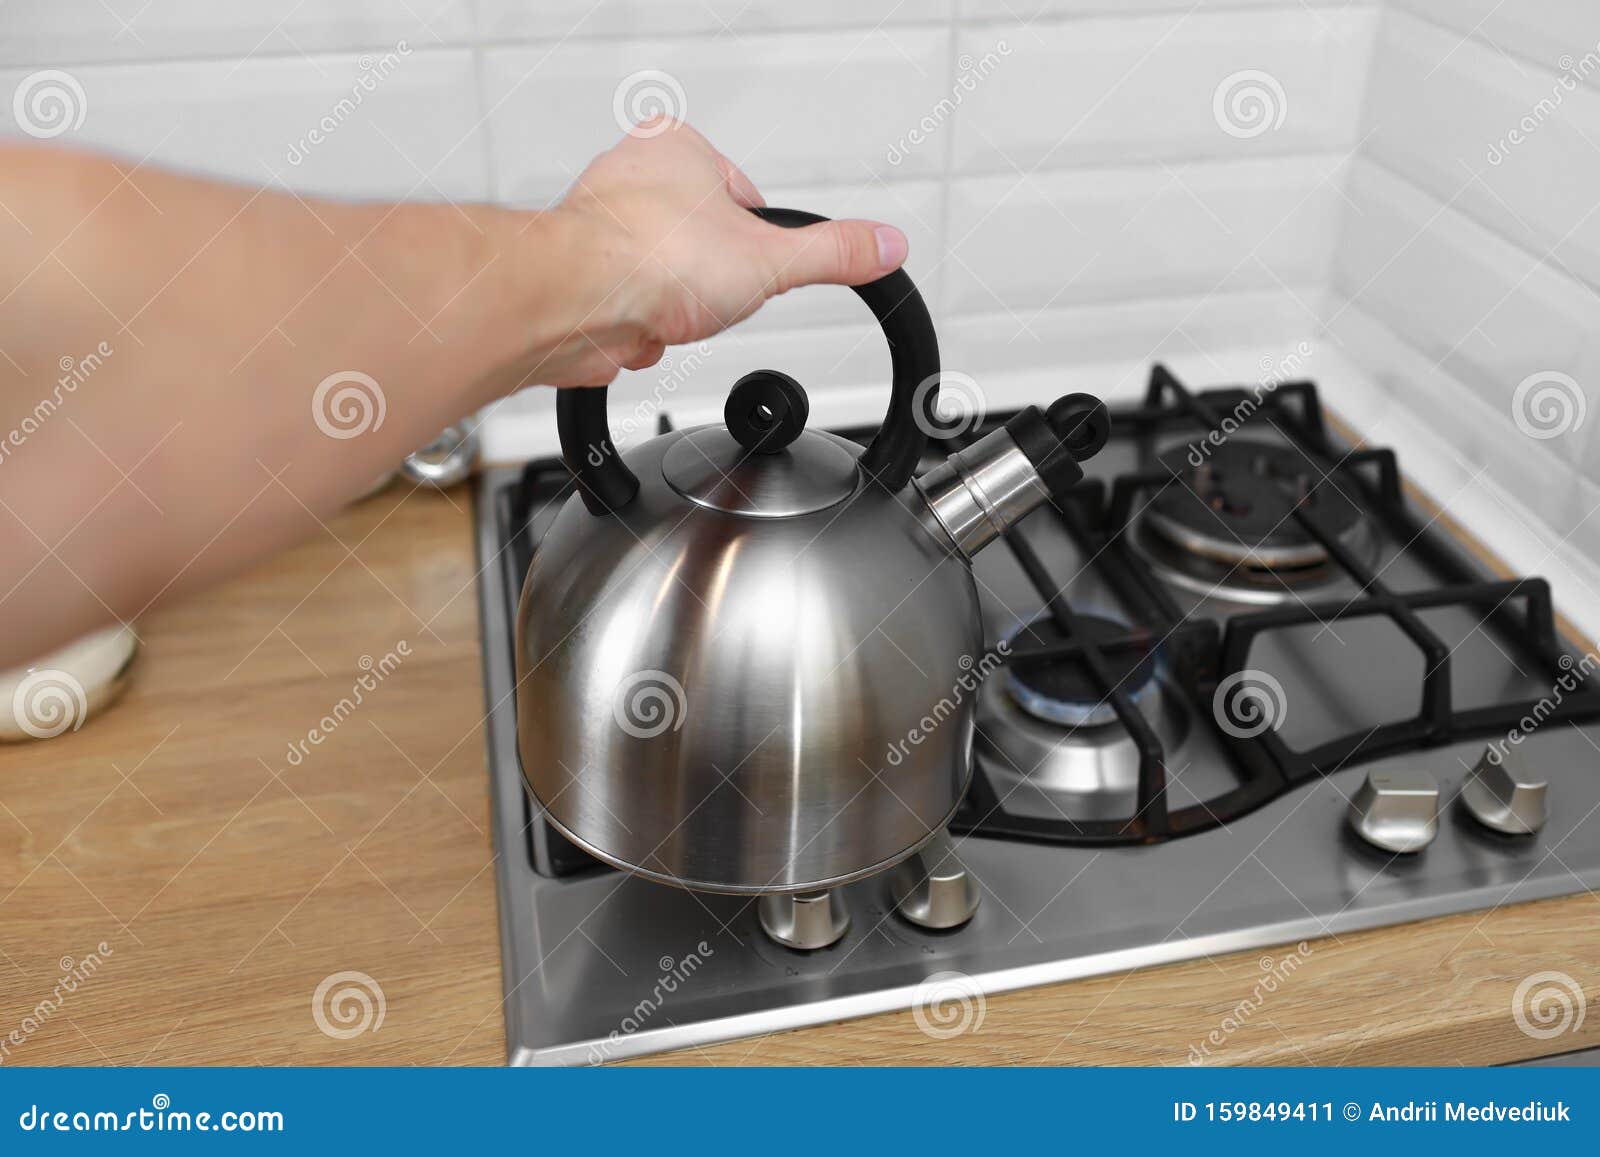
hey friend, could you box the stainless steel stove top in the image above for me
[474,369,1600,1065]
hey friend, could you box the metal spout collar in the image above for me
[914,427,1050,560]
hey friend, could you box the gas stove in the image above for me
[474,365,1600,1065]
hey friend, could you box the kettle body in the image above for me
[516,427,981,894]
[515,207,1108,895]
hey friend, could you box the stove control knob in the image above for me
[757,889,850,951]
[889,830,981,930]
[1349,768,1438,853]
[1462,747,1547,836]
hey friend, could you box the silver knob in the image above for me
[401,422,479,489]
[889,830,981,930]
[1349,768,1438,853]
[757,890,850,950]
[1462,746,1547,835]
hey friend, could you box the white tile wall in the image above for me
[1389,0,1600,72]
[1,51,489,200]
[1324,299,1587,534]
[0,1,1372,352]
[940,288,1329,399]
[949,8,1375,173]
[481,27,953,201]
[943,154,1345,314]
[0,2,475,65]
[1327,3,1600,573]
[960,0,1291,15]
[477,0,951,40]
[1362,8,1600,289]
[1,1,1373,338]
[734,180,946,333]
[1332,159,1600,459]
[7,0,1600,604]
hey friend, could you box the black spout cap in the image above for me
[1004,392,1111,496]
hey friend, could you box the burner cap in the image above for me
[1004,615,1156,728]
[1146,441,1365,570]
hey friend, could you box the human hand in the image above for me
[528,118,910,388]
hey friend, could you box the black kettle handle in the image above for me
[558,206,941,515]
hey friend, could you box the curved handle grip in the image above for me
[558,206,940,515]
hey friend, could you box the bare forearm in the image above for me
[0,145,595,666]
[0,123,908,667]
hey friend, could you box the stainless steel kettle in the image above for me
[516,207,1109,896]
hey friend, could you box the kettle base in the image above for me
[532,780,970,898]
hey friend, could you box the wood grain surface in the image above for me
[0,484,506,1065]
[0,474,1594,1068]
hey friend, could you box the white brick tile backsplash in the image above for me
[959,1,1291,17]
[1326,301,1589,538]
[940,288,1323,385]
[0,0,474,65]
[736,179,946,333]
[482,27,952,202]
[1389,0,1600,70]
[9,0,1600,568]
[1,50,488,200]
[949,8,1375,174]
[1331,160,1600,471]
[477,0,951,41]
[1363,8,1600,291]
[944,155,1343,315]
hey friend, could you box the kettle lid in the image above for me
[662,370,859,518]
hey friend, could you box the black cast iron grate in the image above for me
[941,364,1600,845]
[500,366,1600,870]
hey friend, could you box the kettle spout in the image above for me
[912,393,1109,560]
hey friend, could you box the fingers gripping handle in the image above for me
[556,207,940,515]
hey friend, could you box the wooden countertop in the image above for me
[1,484,1596,1067]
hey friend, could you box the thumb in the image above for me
[769,219,908,293]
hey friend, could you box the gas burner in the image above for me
[478,360,1600,1064]
[976,617,1188,822]
[1004,614,1156,728]
[1134,440,1375,604]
